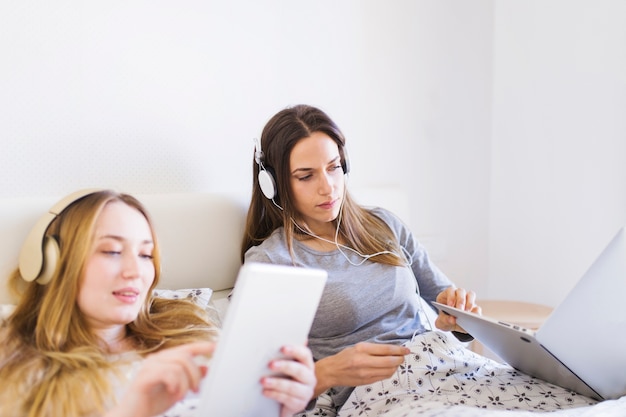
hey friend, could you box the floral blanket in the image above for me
[300,331,626,417]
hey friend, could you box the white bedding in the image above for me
[298,331,626,417]
[335,398,626,417]
[157,396,626,417]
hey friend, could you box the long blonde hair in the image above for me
[0,191,217,417]
[241,104,406,267]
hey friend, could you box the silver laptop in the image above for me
[434,226,626,401]
[196,262,327,416]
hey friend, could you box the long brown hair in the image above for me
[0,190,217,417]
[241,104,405,267]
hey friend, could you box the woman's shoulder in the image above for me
[363,206,416,247]
[244,228,291,263]
[367,206,407,229]
[248,227,286,249]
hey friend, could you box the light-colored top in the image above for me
[244,207,453,407]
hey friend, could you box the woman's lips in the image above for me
[318,198,338,210]
[112,288,139,303]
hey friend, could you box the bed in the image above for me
[1,191,625,416]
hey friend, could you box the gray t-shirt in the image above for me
[244,207,453,408]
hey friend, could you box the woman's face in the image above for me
[78,201,155,335]
[289,131,345,234]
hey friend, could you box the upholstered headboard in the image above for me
[0,193,248,306]
[1,187,411,312]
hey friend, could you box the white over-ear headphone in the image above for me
[253,137,350,201]
[18,188,102,285]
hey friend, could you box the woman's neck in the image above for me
[293,218,338,241]
[293,222,346,251]
[95,325,133,354]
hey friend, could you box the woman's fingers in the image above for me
[261,344,317,415]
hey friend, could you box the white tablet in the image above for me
[196,262,327,417]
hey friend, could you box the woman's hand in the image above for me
[261,345,317,417]
[108,341,215,417]
[435,286,482,333]
[313,342,409,397]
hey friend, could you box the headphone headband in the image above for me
[19,188,103,284]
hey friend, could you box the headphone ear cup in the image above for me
[18,188,102,284]
[258,168,277,200]
[36,236,60,285]
[341,145,351,175]
[19,212,56,283]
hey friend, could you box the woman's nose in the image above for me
[318,173,333,194]
[121,253,140,279]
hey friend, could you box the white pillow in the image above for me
[153,288,213,308]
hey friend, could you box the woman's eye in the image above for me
[102,250,121,256]
[140,253,154,260]
[298,174,312,181]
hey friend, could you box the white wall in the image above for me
[2,1,623,308]
[0,0,493,293]
[488,0,626,306]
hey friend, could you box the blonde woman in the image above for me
[0,190,315,417]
